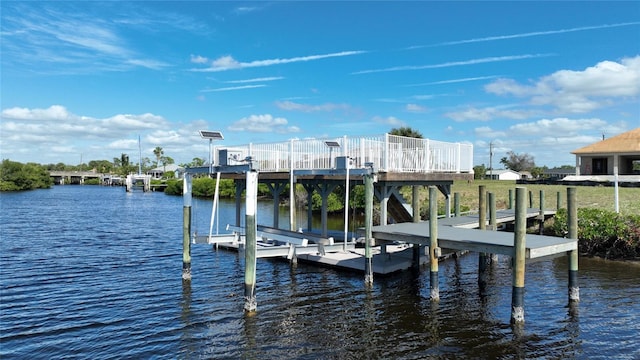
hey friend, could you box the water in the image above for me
[1,186,638,359]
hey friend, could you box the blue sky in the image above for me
[1,1,639,168]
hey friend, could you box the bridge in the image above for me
[49,171,105,185]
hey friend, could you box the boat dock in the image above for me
[180,132,580,323]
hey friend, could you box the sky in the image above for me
[1,1,639,169]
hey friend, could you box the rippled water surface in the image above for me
[1,186,639,359]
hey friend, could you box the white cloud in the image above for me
[428,22,640,47]
[405,104,427,113]
[472,117,631,167]
[190,54,209,64]
[227,114,300,133]
[474,126,506,138]
[485,56,640,113]
[372,116,406,127]
[444,106,535,122]
[0,105,186,164]
[192,50,366,72]
[508,117,608,136]
[352,54,553,75]
[226,77,284,84]
[201,84,266,92]
[2,105,72,120]
[404,76,500,87]
[276,101,350,112]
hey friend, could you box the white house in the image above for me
[147,164,184,179]
[486,169,522,181]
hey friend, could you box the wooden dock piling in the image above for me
[244,170,258,312]
[511,187,527,324]
[508,189,513,209]
[539,189,545,235]
[454,192,460,217]
[478,186,489,285]
[567,187,579,302]
[488,192,498,263]
[182,174,192,281]
[429,186,439,301]
[364,173,374,285]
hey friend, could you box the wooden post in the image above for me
[567,187,580,302]
[364,173,374,285]
[508,189,513,209]
[412,186,422,269]
[539,189,545,235]
[244,170,258,312]
[182,174,192,281]
[529,190,533,208]
[454,192,460,217]
[429,186,439,301]
[488,192,498,263]
[412,186,420,222]
[479,185,486,230]
[511,187,527,324]
[556,191,562,211]
[478,186,489,285]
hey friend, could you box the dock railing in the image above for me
[214,134,473,174]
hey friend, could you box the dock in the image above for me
[180,132,581,322]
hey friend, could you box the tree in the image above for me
[389,126,423,138]
[160,156,174,173]
[0,160,53,191]
[88,160,113,173]
[473,164,487,179]
[153,146,164,167]
[500,151,535,172]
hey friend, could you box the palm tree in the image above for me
[153,146,164,167]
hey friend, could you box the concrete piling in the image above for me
[429,186,439,301]
[244,170,258,312]
[364,173,374,285]
[182,174,193,281]
[567,187,579,303]
[511,187,527,324]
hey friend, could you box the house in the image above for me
[147,164,184,179]
[543,167,576,180]
[486,169,522,180]
[571,128,640,176]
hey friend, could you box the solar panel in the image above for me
[324,140,341,147]
[199,130,224,140]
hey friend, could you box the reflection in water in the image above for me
[2,187,639,359]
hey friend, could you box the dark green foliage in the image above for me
[164,179,182,195]
[0,160,53,191]
[164,177,239,198]
[552,208,640,259]
[389,127,423,138]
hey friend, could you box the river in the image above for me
[1,186,638,359]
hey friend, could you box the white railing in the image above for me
[213,134,473,173]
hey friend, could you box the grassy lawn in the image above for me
[409,179,639,216]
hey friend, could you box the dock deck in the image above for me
[372,220,576,261]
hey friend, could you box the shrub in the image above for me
[552,208,640,259]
